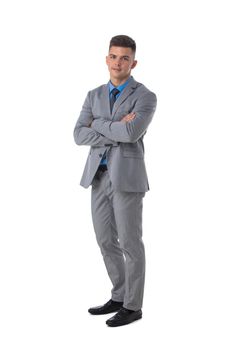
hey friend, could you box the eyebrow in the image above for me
[109,54,130,58]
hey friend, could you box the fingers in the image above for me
[121,112,136,122]
[127,112,136,120]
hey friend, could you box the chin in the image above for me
[110,75,121,81]
[112,72,125,79]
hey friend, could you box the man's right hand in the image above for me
[121,112,136,123]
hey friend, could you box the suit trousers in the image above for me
[91,168,146,311]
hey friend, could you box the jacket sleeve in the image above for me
[91,91,157,143]
[73,91,119,147]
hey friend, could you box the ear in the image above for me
[131,60,138,70]
[105,56,109,65]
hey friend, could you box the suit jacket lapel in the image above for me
[100,77,138,120]
[111,77,138,118]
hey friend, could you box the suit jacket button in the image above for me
[99,153,103,157]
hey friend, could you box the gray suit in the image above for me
[74,76,157,310]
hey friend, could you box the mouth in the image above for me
[112,68,121,72]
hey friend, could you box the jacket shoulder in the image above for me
[134,82,157,104]
[88,84,107,96]
[135,81,156,95]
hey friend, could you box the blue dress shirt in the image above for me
[100,77,131,165]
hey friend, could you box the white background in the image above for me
[0,0,232,349]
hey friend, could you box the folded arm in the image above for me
[73,91,119,147]
[91,91,157,143]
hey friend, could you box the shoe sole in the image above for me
[88,307,122,315]
[106,314,142,327]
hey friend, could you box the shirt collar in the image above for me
[108,76,132,94]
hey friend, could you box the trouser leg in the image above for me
[91,171,125,302]
[112,191,146,311]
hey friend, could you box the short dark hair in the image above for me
[109,35,136,54]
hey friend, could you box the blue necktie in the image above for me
[110,88,120,113]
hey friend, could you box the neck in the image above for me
[110,75,131,87]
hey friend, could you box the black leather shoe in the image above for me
[106,307,142,327]
[88,299,123,315]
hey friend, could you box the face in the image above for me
[106,46,137,84]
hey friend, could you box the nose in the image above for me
[115,58,121,66]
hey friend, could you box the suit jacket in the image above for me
[73,76,157,192]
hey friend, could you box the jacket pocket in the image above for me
[122,151,143,158]
[122,143,143,158]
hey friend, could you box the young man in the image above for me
[73,35,157,327]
